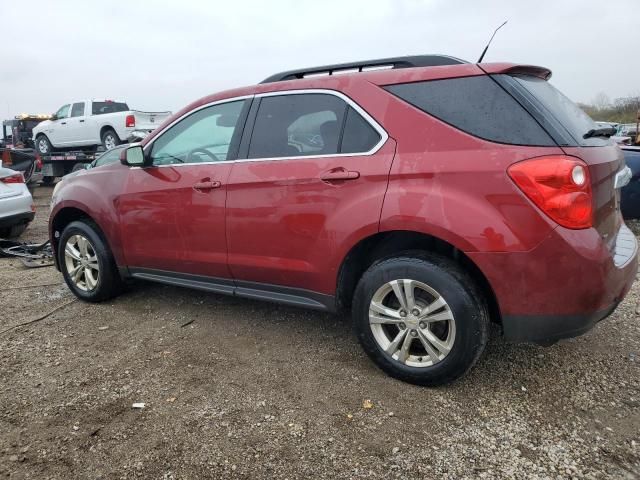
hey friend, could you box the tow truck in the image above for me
[1,114,50,183]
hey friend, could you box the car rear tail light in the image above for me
[507,155,592,229]
[0,172,25,184]
[35,155,43,169]
[125,114,135,128]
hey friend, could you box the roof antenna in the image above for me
[477,20,508,63]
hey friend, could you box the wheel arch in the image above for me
[336,229,501,326]
[50,205,112,268]
[99,125,118,140]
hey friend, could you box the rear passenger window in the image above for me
[385,76,555,146]
[248,94,346,159]
[341,107,381,153]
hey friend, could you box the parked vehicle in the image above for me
[1,147,43,184]
[621,146,640,218]
[69,145,128,174]
[0,167,34,238]
[32,100,171,155]
[48,55,638,386]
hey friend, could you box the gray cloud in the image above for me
[2,0,637,117]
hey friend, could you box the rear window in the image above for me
[503,75,604,147]
[384,76,555,146]
[92,102,129,115]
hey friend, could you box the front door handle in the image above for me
[61,122,67,125]
[320,168,360,182]
[193,180,222,191]
[79,119,85,123]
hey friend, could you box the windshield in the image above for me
[511,75,605,146]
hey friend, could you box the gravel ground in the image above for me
[1,185,639,479]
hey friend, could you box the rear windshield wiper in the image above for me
[583,126,616,139]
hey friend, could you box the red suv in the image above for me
[49,55,637,386]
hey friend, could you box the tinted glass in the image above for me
[95,146,125,167]
[385,76,555,146]
[70,102,85,117]
[248,94,347,159]
[510,75,604,146]
[340,107,381,153]
[151,100,245,165]
[92,102,129,115]
[55,104,70,119]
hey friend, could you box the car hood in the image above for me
[32,120,53,134]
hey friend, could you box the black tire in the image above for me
[42,176,55,186]
[58,220,123,302]
[35,134,53,156]
[0,223,27,239]
[101,129,120,150]
[352,252,489,387]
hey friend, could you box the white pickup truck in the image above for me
[32,99,171,155]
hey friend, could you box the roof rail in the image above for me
[260,55,468,84]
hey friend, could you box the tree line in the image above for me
[578,93,640,124]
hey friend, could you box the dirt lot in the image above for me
[1,185,639,479]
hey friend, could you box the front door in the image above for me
[118,99,250,279]
[47,104,71,146]
[225,92,394,295]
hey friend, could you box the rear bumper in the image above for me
[469,221,638,343]
[0,211,34,229]
[501,303,618,343]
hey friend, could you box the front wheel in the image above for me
[352,253,489,386]
[35,135,52,156]
[59,220,122,302]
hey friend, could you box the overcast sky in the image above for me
[2,0,637,117]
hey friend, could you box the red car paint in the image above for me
[49,61,637,343]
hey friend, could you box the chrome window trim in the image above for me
[140,89,388,169]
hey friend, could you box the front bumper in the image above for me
[469,222,638,343]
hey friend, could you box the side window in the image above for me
[55,104,71,119]
[150,100,246,166]
[340,107,381,153]
[385,76,555,146]
[248,94,347,159]
[70,102,85,118]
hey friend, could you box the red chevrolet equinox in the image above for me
[49,55,638,386]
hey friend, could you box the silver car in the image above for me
[0,167,34,238]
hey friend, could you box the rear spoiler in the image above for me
[478,63,552,80]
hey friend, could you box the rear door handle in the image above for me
[79,119,85,123]
[193,180,222,191]
[320,168,360,182]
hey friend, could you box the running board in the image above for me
[129,268,335,312]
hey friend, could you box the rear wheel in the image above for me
[59,220,122,302]
[352,253,489,386]
[101,130,120,150]
[42,176,55,186]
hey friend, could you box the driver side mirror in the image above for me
[50,114,57,121]
[120,145,146,166]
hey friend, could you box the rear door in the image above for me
[118,98,250,279]
[225,91,394,295]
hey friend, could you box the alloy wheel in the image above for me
[64,234,100,291]
[368,279,456,367]
[104,135,116,150]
